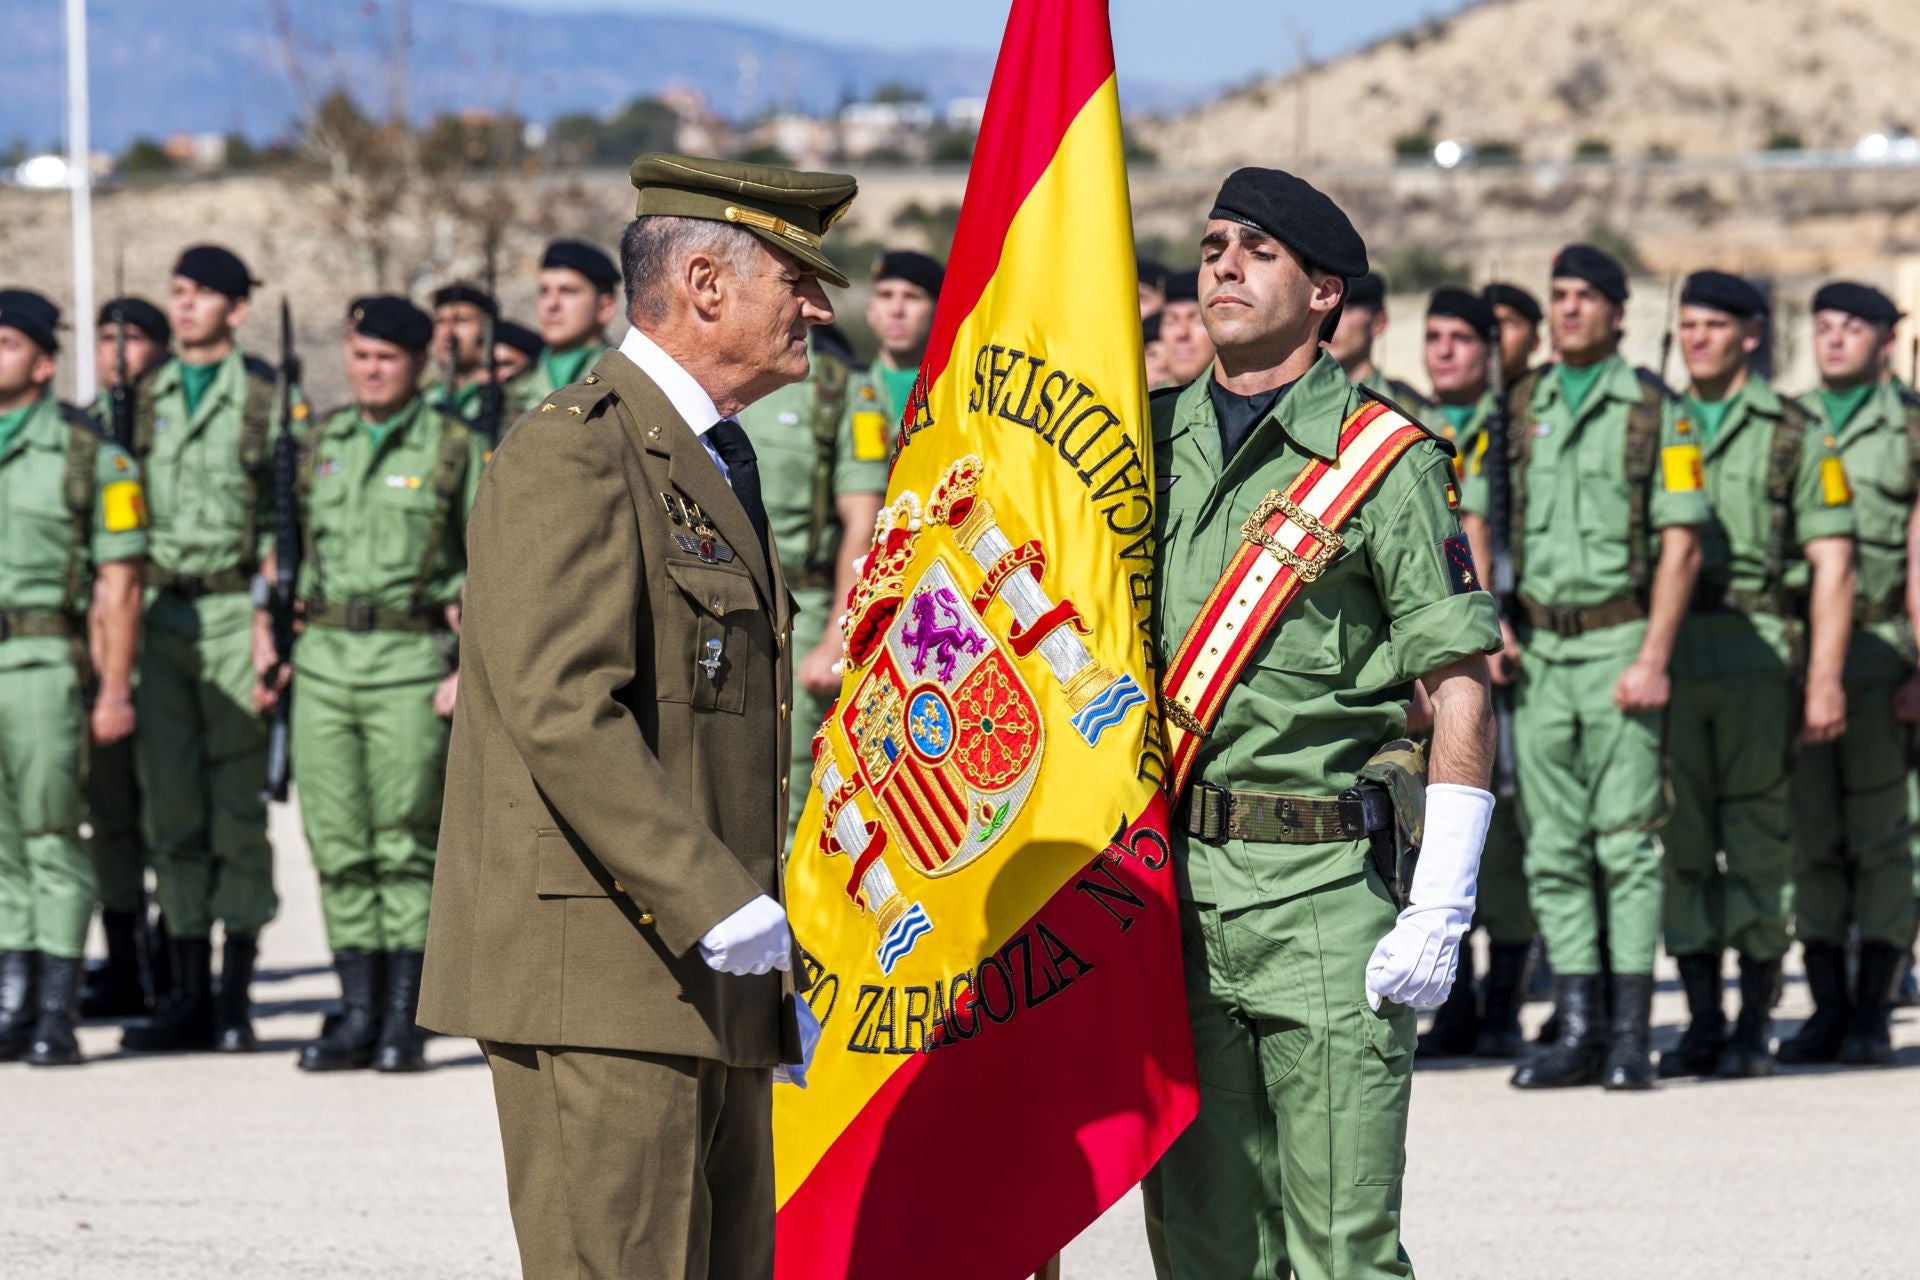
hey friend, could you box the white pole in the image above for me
[66,0,96,404]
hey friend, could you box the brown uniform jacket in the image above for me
[419,348,802,1066]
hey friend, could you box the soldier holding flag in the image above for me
[1142,170,1499,1280]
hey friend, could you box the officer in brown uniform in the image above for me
[419,153,857,1279]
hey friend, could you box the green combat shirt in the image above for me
[1800,376,1917,683]
[737,363,890,592]
[1672,375,1854,678]
[1462,354,1712,662]
[1153,353,1501,909]
[843,361,909,464]
[0,394,148,673]
[138,350,289,638]
[292,394,484,688]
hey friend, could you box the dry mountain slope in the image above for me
[1143,0,1920,169]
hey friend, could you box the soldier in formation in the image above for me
[1327,271,1436,419]
[0,289,146,1067]
[506,239,620,415]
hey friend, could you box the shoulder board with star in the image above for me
[242,353,278,384]
[1632,365,1679,402]
[58,401,107,436]
[1352,382,1455,457]
[531,375,617,424]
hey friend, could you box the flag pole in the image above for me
[66,0,97,404]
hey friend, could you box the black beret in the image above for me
[1142,312,1162,344]
[1681,270,1766,319]
[347,295,433,353]
[1812,281,1902,325]
[431,281,498,315]
[811,321,854,365]
[1162,269,1200,304]
[1550,243,1629,303]
[1208,167,1368,279]
[541,239,620,290]
[98,296,170,347]
[873,250,943,298]
[173,244,256,299]
[1427,286,1496,337]
[0,288,60,353]
[1346,273,1387,312]
[1136,258,1169,292]
[494,319,542,359]
[1483,282,1542,325]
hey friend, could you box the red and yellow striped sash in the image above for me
[1160,400,1429,799]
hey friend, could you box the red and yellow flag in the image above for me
[775,3,1196,1275]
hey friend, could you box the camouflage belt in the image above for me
[0,610,76,642]
[303,599,444,634]
[1689,581,1793,616]
[1520,594,1647,639]
[1855,597,1905,626]
[1180,781,1393,845]
[154,566,253,599]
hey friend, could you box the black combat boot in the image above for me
[24,954,85,1067]
[373,949,428,1074]
[298,950,385,1072]
[82,909,149,1018]
[1511,975,1606,1088]
[0,950,38,1061]
[1601,973,1657,1091]
[1658,952,1725,1078]
[1473,941,1533,1058]
[147,912,173,1006]
[1893,909,1918,1009]
[1837,940,1901,1067]
[1717,954,1780,1078]
[214,934,259,1053]
[1776,941,1850,1065]
[121,938,215,1052]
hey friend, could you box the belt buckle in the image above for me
[1551,605,1581,638]
[175,573,204,599]
[345,598,377,633]
[1188,781,1228,842]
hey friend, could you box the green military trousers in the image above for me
[136,617,277,940]
[1476,799,1535,945]
[1142,869,1417,1280]
[86,733,145,914]
[1791,677,1915,946]
[291,672,447,952]
[1513,648,1666,975]
[0,661,97,958]
[1662,672,1795,961]
[785,584,835,846]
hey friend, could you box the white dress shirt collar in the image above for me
[618,326,728,436]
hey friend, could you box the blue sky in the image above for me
[490,0,1463,93]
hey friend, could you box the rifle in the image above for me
[1656,278,1678,386]
[1482,316,1519,799]
[474,245,504,444]
[106,247,134,449]
[263,299,305,803]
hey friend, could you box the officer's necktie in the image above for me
[706,419,769,549]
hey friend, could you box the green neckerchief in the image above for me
[1685,388,1736,445]
[0,395,40,458]
[179,360,221,417]
[358,394,421,455]
[1818,381,1877,432]
[542,345,596,391]
[1438,402,1476,434]
[878,361,919,416]
[1555,359,1609,414]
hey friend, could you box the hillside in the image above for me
[1141,0,1920,169]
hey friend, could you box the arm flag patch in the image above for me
[102,480,147,532]
[1820,456,1852,506]
[851,410,889,461]
[1661,444,1705,493]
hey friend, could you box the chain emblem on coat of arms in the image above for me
[807,456,1150,974]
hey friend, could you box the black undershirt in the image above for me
[1208,376,1296,462]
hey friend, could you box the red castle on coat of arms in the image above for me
[808,456,1150,975]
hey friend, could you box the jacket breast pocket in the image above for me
[661,559,759,714]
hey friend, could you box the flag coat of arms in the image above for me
[774,3,1198,1276]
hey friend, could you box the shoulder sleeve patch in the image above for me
[1661,443,1704,492]
[1441,532,1480,595]
[1820,456,1853,506]
[851,410,889,460]
[102,480,147,532]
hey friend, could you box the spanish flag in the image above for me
[774,3,1197,1275]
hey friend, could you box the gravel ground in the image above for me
[1,796,1912,1278]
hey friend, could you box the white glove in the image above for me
[773,996,823,1088]
[1364,784,1492,1011]
[698,895,794,976]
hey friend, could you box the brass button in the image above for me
[780,776,789,793]
[638,911,655,926]
[613,880,625,894]
[779,702,789,717]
